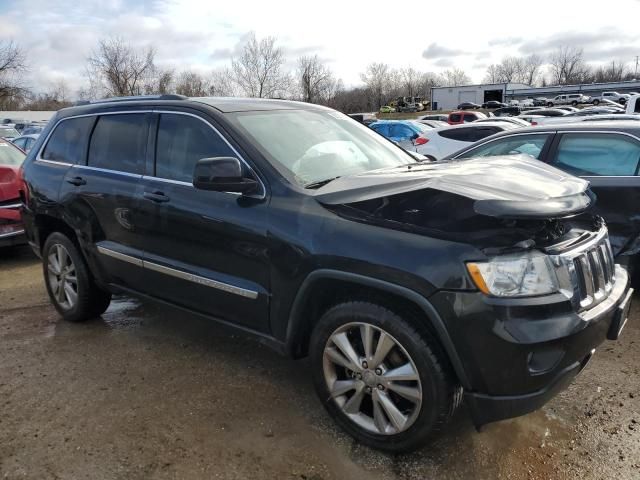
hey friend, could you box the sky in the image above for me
[1,0,639,95]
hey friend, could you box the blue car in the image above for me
[369,120,430,152]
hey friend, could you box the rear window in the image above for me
[439,126,500,143]
[0,141,26,166]
[449,113,462,122]
[88,114,148,174]
[463,114,476,123]
[42,117,94,164]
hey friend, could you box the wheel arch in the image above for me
[285,269,472,389]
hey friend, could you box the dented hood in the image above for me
[313,156,593,219]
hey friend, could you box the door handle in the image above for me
[143,191,170,203]
[66,176,86,186]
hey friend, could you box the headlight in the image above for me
[466,251,559,297]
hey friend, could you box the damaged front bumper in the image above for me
[431,265,631,428]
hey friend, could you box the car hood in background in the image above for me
[313,155,593,219]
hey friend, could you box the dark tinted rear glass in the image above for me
[449,113,461,122]
[88,114,147,174]
[155,114,234,182]
[42,117,94,164]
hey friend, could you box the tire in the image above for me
[42,232,112,322]
[309,301,461,452]
[547,102,554,107]
[571,100,578,106]
[593,99,600,105]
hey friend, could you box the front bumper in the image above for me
[0,226,26,248]
[430,265,631,427]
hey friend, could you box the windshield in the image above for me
[0,128,19,138]
[0,141,26,166]
[230,109,413,186]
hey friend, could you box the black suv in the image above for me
[21,96,632,452]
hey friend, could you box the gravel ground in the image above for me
[1,245,638,480]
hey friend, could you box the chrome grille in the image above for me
[551,226,615,312]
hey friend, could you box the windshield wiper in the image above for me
[304,176,341,189]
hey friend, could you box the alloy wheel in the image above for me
[322,322,423,435]
[47,244,78,310]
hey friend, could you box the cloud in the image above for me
[518,30,640,59]
[422,43,465,59]
[433,58,455,67]
[488,37,523,47]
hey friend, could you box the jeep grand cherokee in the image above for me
[20,95,632,452]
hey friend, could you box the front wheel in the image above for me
[593,99,600,105]
[571,100,578,106]
[547,102,554,107]
[43,232,112,322]
[310,302,461,452]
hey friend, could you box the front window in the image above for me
[0,141,26,166]
[230,110,413,187]
[456,134,551,160]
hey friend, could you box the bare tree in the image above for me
[548,46,590,85]
[210,68,235,96]
[441,68,471,86]
[231,33,290,98]
[591,60,628,83]
[522,54,543,86]
[0,40,27,107]
[360,62,391,109]
[175,71,211,97]
[297,55,334,104]
[484,64,501,84]
[399,67,422,98]
[87,37,156,97]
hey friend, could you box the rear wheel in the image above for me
[547,102,554,107]
[310,301,461,452]
[43,232,112,322]
[593,99,600,105]
[571,100,578,106]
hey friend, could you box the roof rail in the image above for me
[81,94,188,105]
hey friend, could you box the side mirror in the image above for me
[193,157,259,194]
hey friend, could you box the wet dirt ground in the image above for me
[1,245,639,480]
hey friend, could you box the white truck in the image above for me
[593,91,630,105]
[626,94,640,113]
[546,93,590,106]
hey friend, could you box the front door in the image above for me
[547,132,640,257]
[137,111,271,332]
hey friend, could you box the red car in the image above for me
[447,110,487,125]
[0,139,26,247]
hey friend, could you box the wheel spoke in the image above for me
[63,282,77,306]
[343,383,366,414]
[65,275,77,284]
[56,278,66,303]
[371,332,395,368]
[372,393,389,434]
[48,253,60,275]
[376,390,407,432]
[330,379,358,398]
[331,332,362,371]
[383,362,419,382]
[325,347,357,371]
[360,324,374,361]
[57,245,68,269]
[386,383,421,403]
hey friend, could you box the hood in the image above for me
[314,156,593,219]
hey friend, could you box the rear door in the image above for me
[137,111,270,332]
[546,132,640,256]
[59,112,150,289]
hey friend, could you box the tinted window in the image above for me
[42,117,94,165]
[449,113,461,122]
[457,134,551,159]
[88,114,147,174]
[463,114,476,123]
[439,128,475,142]
[551,134,640,176]
[155,114,234,182]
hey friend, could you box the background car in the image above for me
[379,105,396,113]
[11,134,40,153]
[492,106,524,117]
[521,108,569,117]
[481,100,507,109]
[474,117,530,127]
[448,110,487,125]
[0,139,26,247]
[0,127,20,140]
[418,114,448,122]
[457,102,481,110]
[416,119,449,128]
[555,106,580,112]
[532,97,548,106]
[547,93,590,106]
[411,121,519,160]
[447,121,640,268]
[21,125,45,135]
[369,120,431,152]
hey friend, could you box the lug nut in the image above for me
[377,384,384,390]
[362,361,368,369]
[375,368,382,375]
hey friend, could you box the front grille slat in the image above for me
[559,229,615,312]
